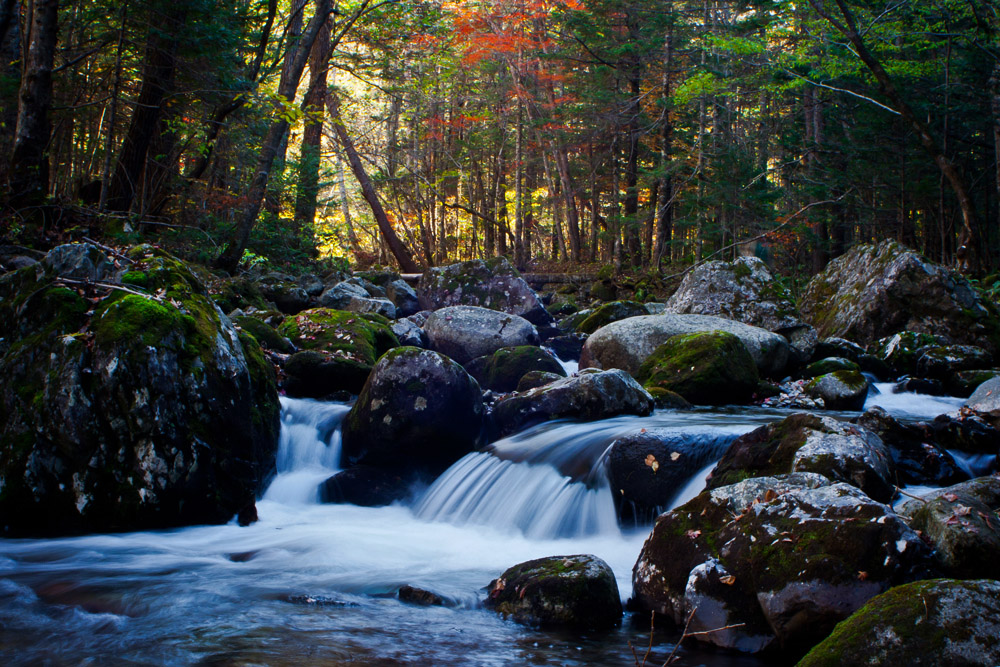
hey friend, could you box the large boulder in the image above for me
[635,330,759,405]
[632,479,935,655]
[340,347,484,473]
[491,369,654,438]
[967,376,1000,417]
[798,579,1000,667]
[418,257,553,326]
[485,554,622,631]
[0,244,280,536]
[707,413,895,502]
[470,345,566,393]
[667,256,816,360]
[580,313,791,378]
[424,305,538,364]
[804,370,869,411]
[277,308,398,396]
[800,241,1000,352]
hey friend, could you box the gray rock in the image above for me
[347,276,387,298]
[297,273,325,296]
[390,318,427,348]
[318,281,396,319]
[387,279,420,317]
[418,257,553,325]
[424,305,538,364]
[804,370,870,411]
[579,313,791,377]
[42,243,112,282]
[967,376,1000,416]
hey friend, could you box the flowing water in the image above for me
[0,386,969,666]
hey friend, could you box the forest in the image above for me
[2,0,1000,280]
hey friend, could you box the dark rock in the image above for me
[802,357,859,379]
[41,242,113,282]
[398,585,450,607]
[632,480,935,655]
[893,377,944,395]
[260,280,311,314]
[386,279,420,317]
[876,331,947,377]
[516,370,564,392]
[485,554,622,631]
[475,346,566,393]
[855,407,968,487]
[804,370,870,411]
[813,338,866,363]
[424,305,538,364]
[233,315,294,353]
[389,318,427,348]
[798,579,1000,667]
[948,369,1000,398]
[491,369,653,438]
[418,257,553,326]
[297,273,325,297]
[347,276,387,298]
[647,388,693,409]
[707,413,895,502]
[318,466,411,506]
[318,281,396,319]
[341,347,484,473]
[800,240,1000,353]
[547,333,588,361]
[916,344,992,380]
[580,313,791,378]
[636,331,759,406]
[0,245,280,536]
[928,409,1000,456]
[574,300,649,334]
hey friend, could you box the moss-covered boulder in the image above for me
[418,257,553,326]
[667,256,816,361]
[635,331,759,405]
[424,305,538,364]
[574,300,648,335]
[896,476,1000,579]
[580,313,791,378]
[801,241,1000,353]
[340,347,484,474]
[855,407,968,487]
[490,369,654,438]
[797,579,1000,667]
[632,479,935,655]
[707,413,895,502]
[804,370,870,411]
[233,315,294,353]
[277,307,397,396]
[802,357,859,379]
[0,244,280,536]
[485,554,622,631]
[949,369,1000,398]
[915,344,992,381]
[472,346,566,393]
[875,330,946,377]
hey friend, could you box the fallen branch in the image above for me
[55,277,162,302]
[82,237,133,264]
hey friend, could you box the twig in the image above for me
[683,623,746,637]
[82,237,133,264]
[662,607,697,666]
[895,485,929,504]
[54,277,162,302]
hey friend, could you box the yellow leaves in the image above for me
[719,574,736,586]
[645,454,659,472]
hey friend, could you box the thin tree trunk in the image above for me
[653,28,674,268]
[98,2,128,210]
[293,2,330,239]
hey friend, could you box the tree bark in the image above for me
[652,28,674,268]
[293,2,330,238]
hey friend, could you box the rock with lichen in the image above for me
[424,305,538,364]
[804,370,870,411]
[467,345,566,393]
[0,244,280,536]
[418,257,552,325]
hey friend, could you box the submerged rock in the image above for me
[707,413,895,502]
[800,241,1000,352]
[798,579,1000,667]
[318,466,411,507]
[424,305,538,364]
[580,313,791,378]
[485,554,622,630]
[0,244,280,536]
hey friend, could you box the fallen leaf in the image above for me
[645,454,659,473]
[857,571,868,581]
[943,493,959,502]
[670,452,681,461]
[763,489,778,502]
[685,529,702,539]
[719,575,736,585]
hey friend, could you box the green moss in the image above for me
[636,331,759,405]
[92,295,186,348]
[234,315,293,353]
[707,413,824,489]
[481,346,565,392]
[575,301,647,334]
[277,307,398,365]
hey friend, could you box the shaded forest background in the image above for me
[3,0,1000,284]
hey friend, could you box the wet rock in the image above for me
[948,369,1000,398]
[418,257,553,326]
[758,379,826,410]
[635,330,759,406]
[798,579,1000,667]
[516,370,564,392]
[491,369,653,438]
[318,281,396,319]
[485,554,622,631]
[896,476,1000,579]
[707,413,895,502]
[933,408,1000,456]
[801,357,859,379]
[647,388,693,409]
[341,347,484,473]
[233,315,294,353]
[800,240,1000,353]
[470,346,566,393]
[876,331,947,377]
[277,308,398,397]
[855,407,968,487]
[574,300,649,334]
[580,313,790,378]
[398,585,450,607]
[632,480,935,655]
[605,429,738,524]
[424,305,538,364]
[804,370,869,411]
[967,376,1000,417]
[0,245,280,536]
[813,337,866,363]
[318,466,411,507]
[546,333,588,362]
[893,377,943,395]
[915,344,992,380]
[666,256,816,361]
[389,318,427,348]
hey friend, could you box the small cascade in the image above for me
[865,383,965,419]
[949,450,998,478]
[262,397,350,504]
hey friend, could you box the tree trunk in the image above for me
[653,27,674,268]
[9,0,57,209]
[293,3,330,240]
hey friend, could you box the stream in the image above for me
[0,386,965,666]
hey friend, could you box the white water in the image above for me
[865,382,965,419]
[0,388,975,666]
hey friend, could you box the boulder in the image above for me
[546,333,588,362]
[471,346,566,393]
[389,317,427,348]
[0,244,280,536]
[666,256,816,360]
[491,369,654,438]
[386,279,420,317]
[800,241,1000,353]
[318,466,411,507]
[424,305,538,364]
[277,308,398,397]
[580,313,791,378]
[798,579,1000,667]
[418,257,553,326]
[485,554,622,631]
[801,357,859,379]
[233,315,294,353]
[632,480,935,655]
[855,407,967,487]
[605,429,740,523]
[259,279,311,314]
[896,476,1000,579]
[340,347,484,473]
[516,370,564,392]
[948,369,1000,398]
[804,370,869,411]
[915,344,992,380]
[924,411,1000,458]
[635,331,759,405]
[574,300,649,334]
[707,413,895,502]
[876,330,947,376]
[967,377,1000,417]
[318,281,396,319]
[813,337,866,363]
